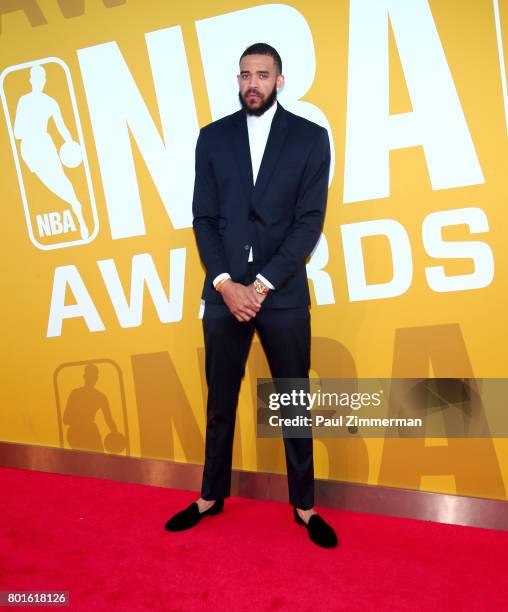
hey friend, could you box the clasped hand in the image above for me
[219,280,267,322]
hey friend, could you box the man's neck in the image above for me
[246,100,277,121]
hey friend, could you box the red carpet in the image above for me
[1,466,507,611]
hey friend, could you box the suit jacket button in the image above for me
[244,244,250,251]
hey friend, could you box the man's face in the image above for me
[237,54,284,116]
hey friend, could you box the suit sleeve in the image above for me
[258,127,330,289]
[192,129,229,281]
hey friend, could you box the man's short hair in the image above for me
[240,43,282,74]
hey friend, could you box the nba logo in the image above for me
[0,57,99,250]
[54,359,129,455]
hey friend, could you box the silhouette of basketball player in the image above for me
[13,64,89,240]
[63,364,121,452]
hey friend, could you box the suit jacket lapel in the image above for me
[252,104,289,204]
[232,110,254,199]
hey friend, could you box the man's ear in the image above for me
[276,74,285,90]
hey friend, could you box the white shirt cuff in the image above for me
[256,274,275,290]
[213,273,231,287]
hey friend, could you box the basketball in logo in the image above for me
[104,431,127,454]
[59,140,83,168]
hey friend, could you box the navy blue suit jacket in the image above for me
[192,103,330,308]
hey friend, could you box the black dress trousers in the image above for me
[200,271,314,510]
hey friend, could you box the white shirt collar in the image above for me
[246,100,278,128]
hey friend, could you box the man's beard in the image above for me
[239,85,277,117]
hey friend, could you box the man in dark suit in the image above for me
[165,43,337,548]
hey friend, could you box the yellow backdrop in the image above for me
[1,0,507,501]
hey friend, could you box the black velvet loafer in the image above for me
[164,499,224,532]
[294,507,338,548]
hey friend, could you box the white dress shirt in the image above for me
[213,102,277,291]
[247,99,277,187]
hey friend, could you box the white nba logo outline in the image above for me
[0,57,99,250]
